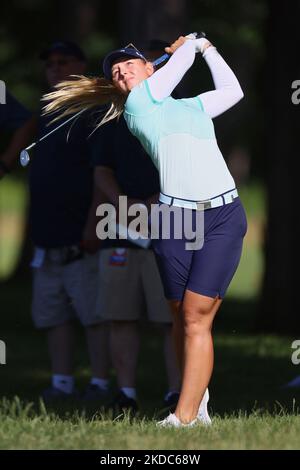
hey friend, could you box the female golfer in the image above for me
[43,34,247,427]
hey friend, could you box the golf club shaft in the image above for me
[25,108,86,151]
[152,53,170,67]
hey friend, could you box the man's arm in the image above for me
[94,165,123,207]
[81,174,107,254]
[0,116,37,179]
[145,192,159,211]
[94,165,148,210]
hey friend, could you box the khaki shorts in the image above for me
[32,251,102,328]
[96,248,172,323]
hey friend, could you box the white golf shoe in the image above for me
[156,413,198,428]
[157,389,212,427]
[197,388,212,425]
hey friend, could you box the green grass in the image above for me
[227,181,266,298]
[0,175,28,278]
[0,399,300,449]
[0,175,28,213]
[238,182,266,218]
[1,279,300,449]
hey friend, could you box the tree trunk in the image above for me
[258,0,300,334]
[53,0,99,41]
[118,0,187,46]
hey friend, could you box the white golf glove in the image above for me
[185,33,212,54]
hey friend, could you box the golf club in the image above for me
[19,108,86,167]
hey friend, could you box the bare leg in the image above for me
[110,320,139,388]
[47,321,75,375]
[175,290,222,424]
[85,322,110,379]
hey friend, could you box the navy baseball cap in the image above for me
[103,47,147,80]
[40,40,86,61]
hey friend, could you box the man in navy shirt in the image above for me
[0,90,35,178]
[0,90,30,128]
[29,41,109,401]
[93,114,180,414]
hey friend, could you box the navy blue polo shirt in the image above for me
[91,115,160,249]
[29,112,95,248]
[0,91,31,129]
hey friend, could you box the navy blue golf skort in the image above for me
[150,197,247,301]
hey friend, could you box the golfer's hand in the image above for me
[194,37,213,54]
[165,35,212,55]
[165,36,187,54]
[185,33,212,54]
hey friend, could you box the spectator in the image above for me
[93,113,180,415]
[29,41,110,401]
[0,90,36,179]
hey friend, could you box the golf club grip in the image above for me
[152,31,206,67]
[194,32,206,39]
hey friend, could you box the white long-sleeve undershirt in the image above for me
[147,40,244,118]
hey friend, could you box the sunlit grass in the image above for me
[227,181,266,298]
[0,397,299,450]
[0,176,28,278]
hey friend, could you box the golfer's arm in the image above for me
[198,47,244,118]
[147,40,196,101]
[94,166,123,207]
[0,116,37,171]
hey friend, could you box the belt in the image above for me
[46,244,83,264]
[159,189,239,210]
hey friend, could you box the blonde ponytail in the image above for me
[42,75,126,127]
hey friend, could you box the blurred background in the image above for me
[0,0,299,413]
